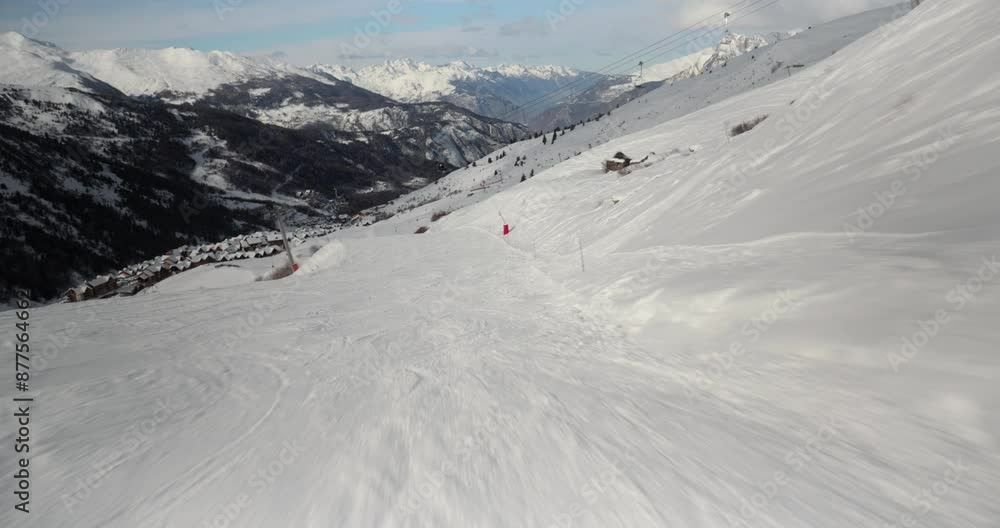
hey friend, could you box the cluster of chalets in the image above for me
[64,227,332,302]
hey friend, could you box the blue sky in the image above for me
[1,0,900,68]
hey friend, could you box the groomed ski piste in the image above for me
[3,1,999,526]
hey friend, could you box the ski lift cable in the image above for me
[563,0,779,89]
[573,0,777,84]
[496,0,776,121]
[495,1,761,120]
[633,0,779,68]
[495,0,778,121]
[499,3,774,121]
[496,1,757,120]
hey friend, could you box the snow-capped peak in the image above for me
[1,31,33,48]
[0,32,113,93]
[642,31,783,82]
[64,46,315,101]
[308,59,584,107]
[713,32,773,62]
[486,64,579,78]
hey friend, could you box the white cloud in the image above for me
[673,0,903,29]
[497,16,548,37]
[3,0,906,70]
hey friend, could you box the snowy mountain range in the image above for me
[527,32,784,131]
[308,32,779,129]
[0,33,526,163]
[309,33,786,130]
[0,27,781,297]
[7,1,1000,527]
[0,32,526,298]
[311,59,589,123]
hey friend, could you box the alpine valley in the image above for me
[0,29,778,298]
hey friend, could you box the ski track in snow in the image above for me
[4,229,997,527]
[3,1,1000,527]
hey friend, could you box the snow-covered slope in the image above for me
[379,5,903,226]
[646,32,778,82]
[642,46,716,82]
[66,47,329,103]
[526,32,783,131]
[0,32,120,94]
[0,33,329,103]
[4,1,999,527]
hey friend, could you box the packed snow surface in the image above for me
[3,1,1000,527]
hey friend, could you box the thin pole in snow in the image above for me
[277,212,297,272]
[578,237,585,272]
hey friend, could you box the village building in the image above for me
[64,285,92,303]
[86,275,118,297]
[603,152,633,173]
[139,264,167,285]
[114,282,142,297]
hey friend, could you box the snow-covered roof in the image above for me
[87,275,112,288]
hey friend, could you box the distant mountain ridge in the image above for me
[310,59,588,124]
[308,32,783,130]
[642,33,781,83]
[0,28,782,297]
[0,33,527,167]
[526,32,786,131]
[0,32,526,298]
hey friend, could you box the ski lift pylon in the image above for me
[634,60,644,88]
